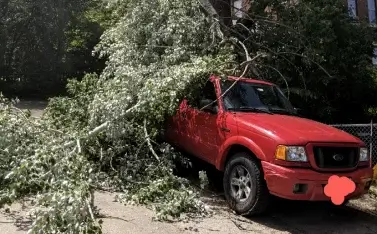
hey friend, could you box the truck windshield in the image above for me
[220,80,296,115]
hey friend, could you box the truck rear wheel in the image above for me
[223,152,270,215]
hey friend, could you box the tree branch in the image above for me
[63,103,140,148]
[263,64,290,99]
[198,0,219,17]
[143,119,160,162]
[199,53,263,112]
[278,51,332,78]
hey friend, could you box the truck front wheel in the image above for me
[223,152,270,215]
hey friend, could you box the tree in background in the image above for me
[0,0,109,98]
[226,0,377,123]
[1,0,376,123]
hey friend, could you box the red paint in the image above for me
[164,76,374,201]
[262,162,370,201]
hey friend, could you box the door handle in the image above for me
[220,127,230,132]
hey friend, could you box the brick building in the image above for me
[347,0,377,64]
[347,0,376,23]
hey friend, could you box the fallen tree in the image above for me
[0,0,244,232]
[1,0,376,233]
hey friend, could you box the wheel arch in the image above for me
[216,136,266,171]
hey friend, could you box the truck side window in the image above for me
[189,81,218,110]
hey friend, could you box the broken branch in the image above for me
[143,119,160,162]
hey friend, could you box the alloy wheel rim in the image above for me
[230,165,252,203]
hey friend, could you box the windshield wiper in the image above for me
[269,108,297,116]
[228,107,274,115]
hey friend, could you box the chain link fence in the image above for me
[331,122,377,166]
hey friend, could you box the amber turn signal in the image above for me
[275,145,287,160]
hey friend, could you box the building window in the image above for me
[367,0,376,23]
[347,0,357,18]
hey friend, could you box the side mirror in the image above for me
[200,99,218,114]
[294,107,303,116]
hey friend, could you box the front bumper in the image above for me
[262,161,373,201]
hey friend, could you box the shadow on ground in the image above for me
[177,161,377,234]
[1,211,32,232]
[250,198,377,234]
[0,203,33,234]
[198,184,377,234]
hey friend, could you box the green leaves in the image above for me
[0,0,106,98]
[84,0,237,221]
[240,0,376,123]
[0,0,235,231]
[0,95,102,233]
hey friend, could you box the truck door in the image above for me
[186,80,225,164]
[164,99,190,149]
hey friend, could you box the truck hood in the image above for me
[235,113,363,145]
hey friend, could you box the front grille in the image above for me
[313,146,359,169]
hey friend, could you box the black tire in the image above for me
[223,152,270,215]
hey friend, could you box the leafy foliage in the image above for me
[235,0,377,123]
[0,0,235,232]
[0,0,107,98]
[45,73,101,131]
[2,0,377,233]
[0,95,101,233]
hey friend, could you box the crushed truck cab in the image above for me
[164,75,373,215]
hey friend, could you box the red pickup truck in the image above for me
[164,75,373,215]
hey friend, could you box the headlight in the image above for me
[275,145,308,162]
[359,147,369,162]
